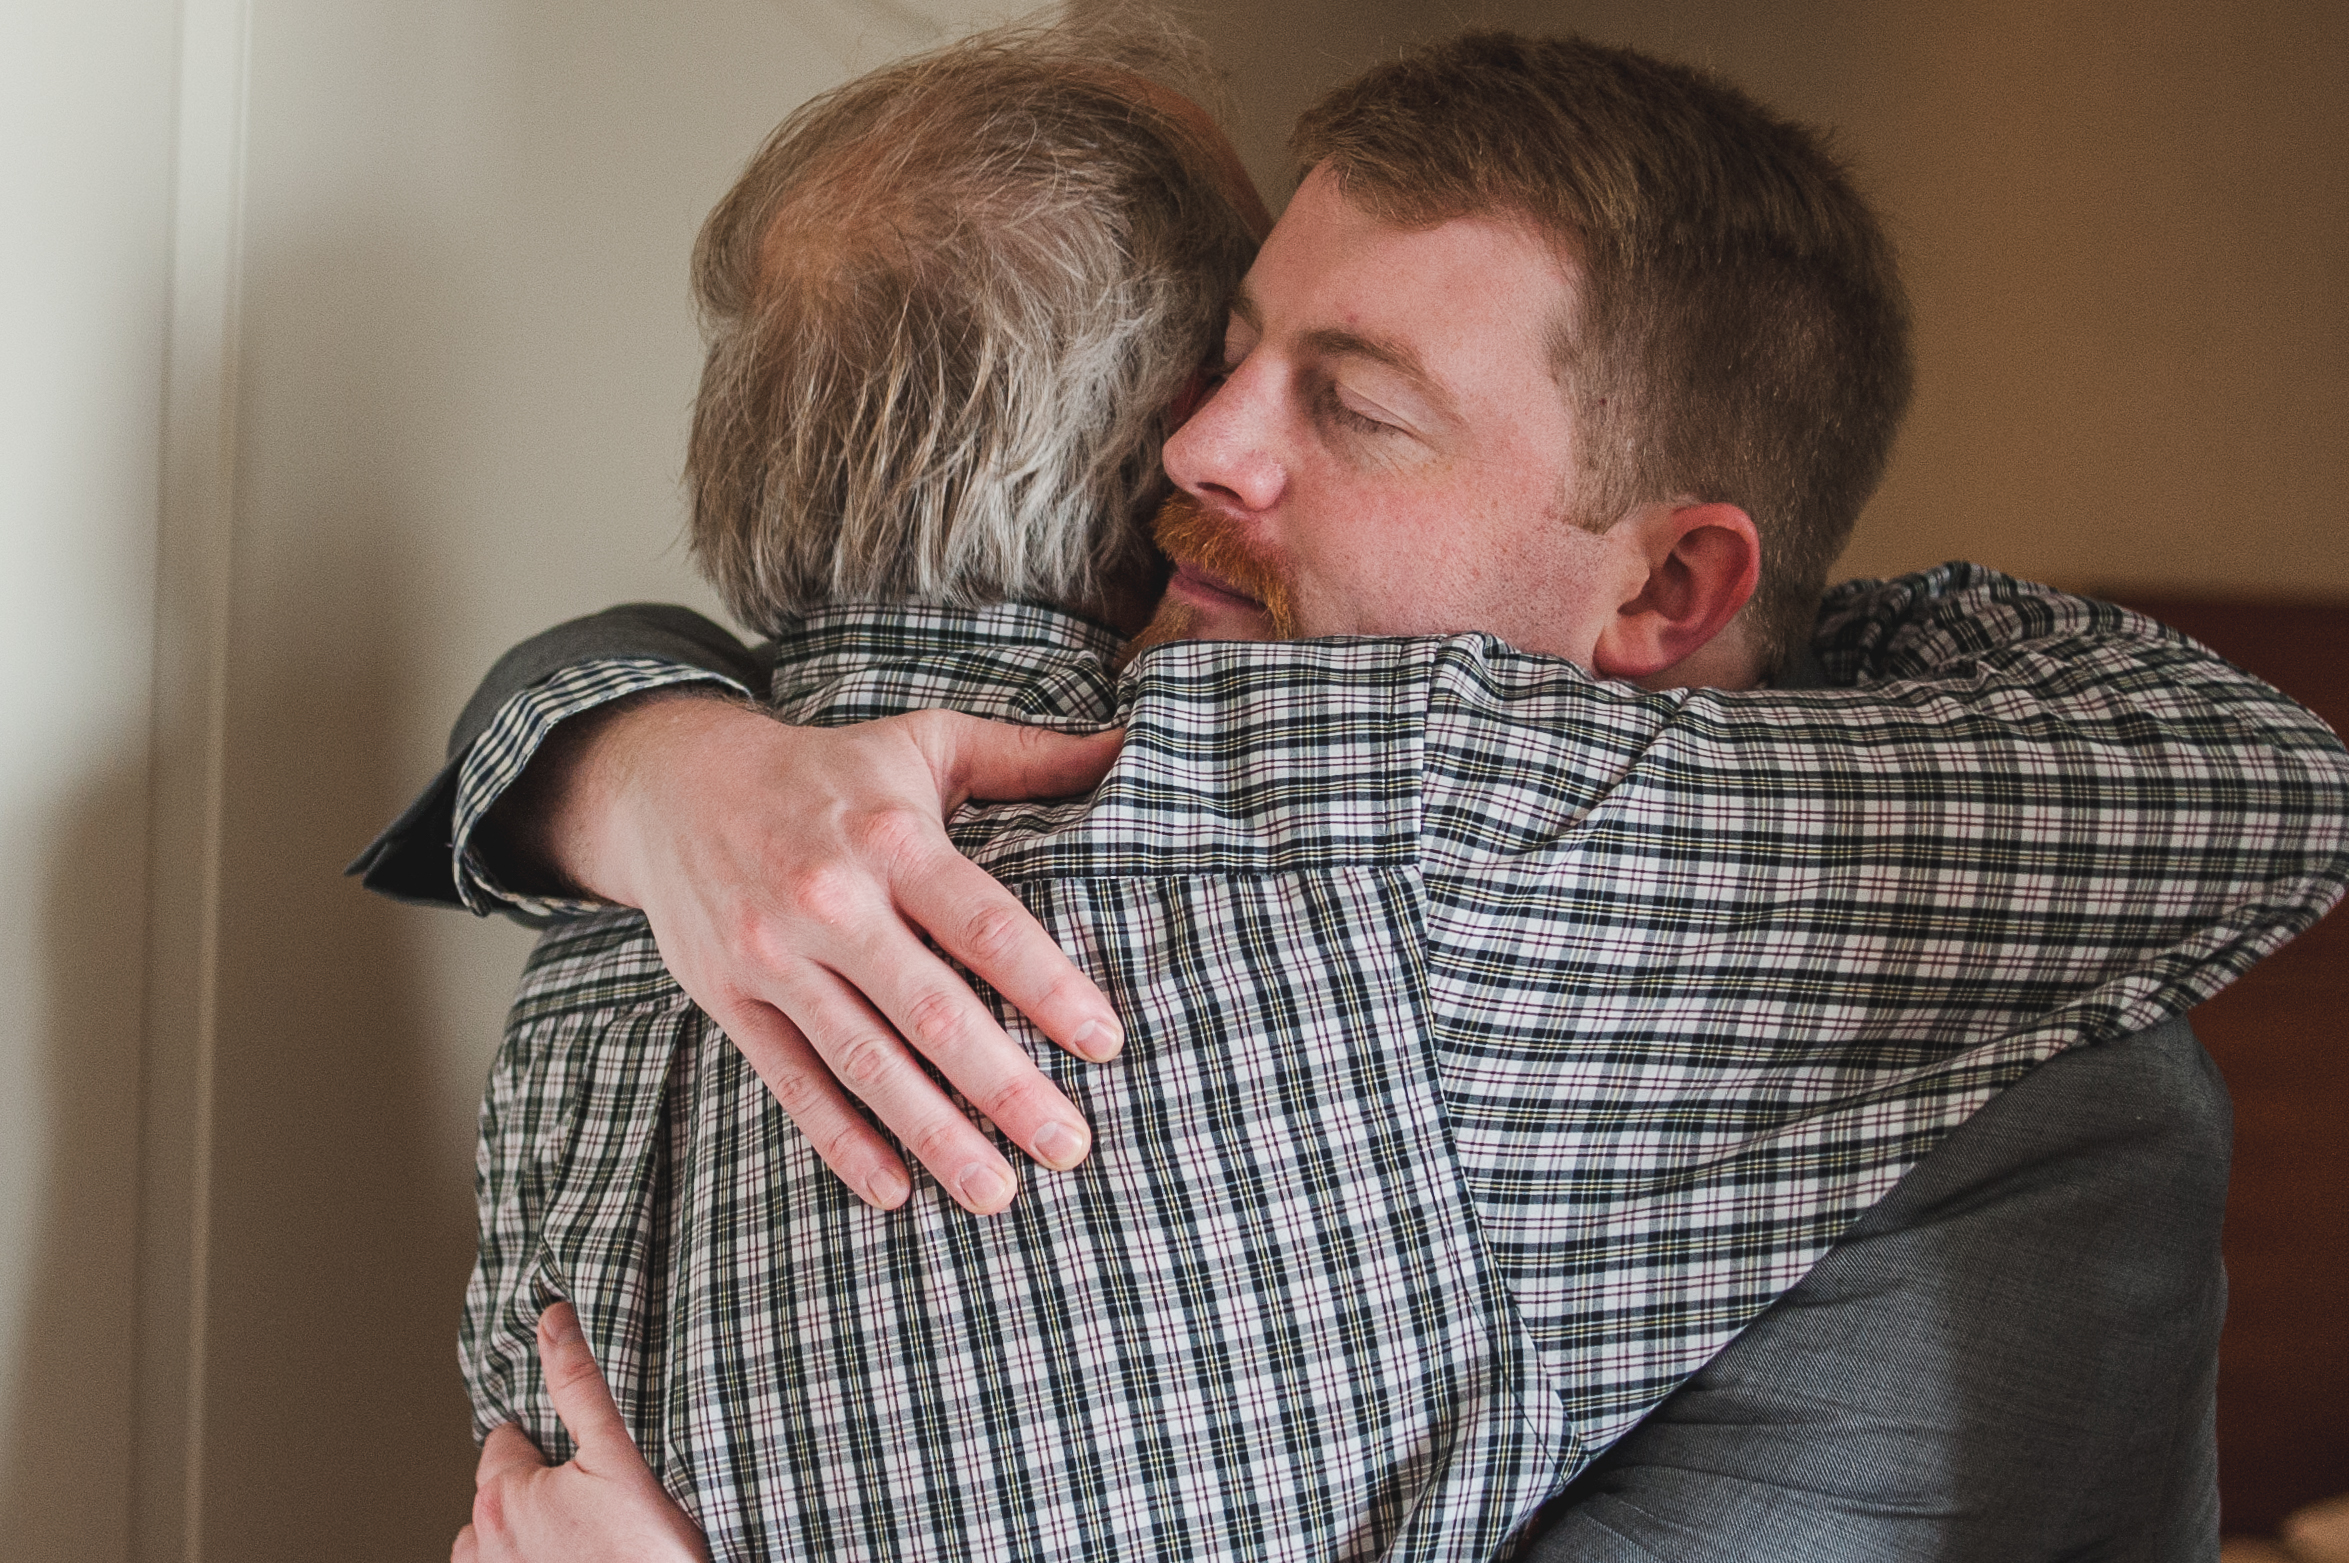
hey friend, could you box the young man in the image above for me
[394,23,2349,1562]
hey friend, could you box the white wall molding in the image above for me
[135,0,251,1556]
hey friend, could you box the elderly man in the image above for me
[367,20,2349,1563]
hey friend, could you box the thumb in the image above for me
[474,1422,548,1491]
[536,1302,645,1478]
[948,718,1125,804]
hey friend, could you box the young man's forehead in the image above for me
[1238,176,1577,355]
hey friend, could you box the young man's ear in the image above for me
[1590,502,1760,684]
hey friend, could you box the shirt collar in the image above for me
[766,599,1125,705]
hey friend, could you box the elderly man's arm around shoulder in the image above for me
[348,600,1131,1216]
[1424,561,2349,1027]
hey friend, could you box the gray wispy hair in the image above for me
[687,8,1259,633]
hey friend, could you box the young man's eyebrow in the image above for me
[1301,327,1431,385]
[1223,288,1456,422]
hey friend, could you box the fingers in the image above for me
[675,914,1034,1214]
[465,1427,537,1560]
[772,963,1037,1214]
[831,761,1122,1067]
[893,716,1126,1064]
[940,716,1124,804]
[603,705,1128,1216]
[731,957,1084,1215]
[816,866,1110,1169]
[537,1303,637,1478]
[476,1422,548,1491]
[457,1306,710,1563]
[774,727,1113,1205]
[711,998,912,1209]
[896,849,1124,1063]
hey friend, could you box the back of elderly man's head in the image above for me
[686,13,1259,634]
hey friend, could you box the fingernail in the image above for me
[956,1162,1014,1211]
[541,1303,582,1347]
[1073,1018,1123,1061]
[867,1167,910,1208]
[1033,1119,1087,1169]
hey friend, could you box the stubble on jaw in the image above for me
[1117,493,1298,667]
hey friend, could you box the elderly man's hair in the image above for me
[1296,34,1914,674]
[687,12,1258,632]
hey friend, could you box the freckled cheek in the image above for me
[1268,523,1362,635]
[1315,521,1449,635]
[1280,549,1360,636]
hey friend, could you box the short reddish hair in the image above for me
[1295,33,1912,671]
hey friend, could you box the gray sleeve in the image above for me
[1518,1016,2227,1562]
[345,603,764,908]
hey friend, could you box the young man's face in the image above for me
[1149,164,1638,662]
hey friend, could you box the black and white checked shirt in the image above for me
[460,565,2349,1562]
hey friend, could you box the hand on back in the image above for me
[454,1302,708,1563]
[535,692,1126,1213]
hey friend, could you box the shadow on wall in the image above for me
[210,545,488,1561]
[0,757,149,1560]
[195,516,485,1559]
[0,229,498,1562]
[190,215,502,1547]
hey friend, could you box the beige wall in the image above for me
[0,4,178,1559]
[197,4,1002,1557]
[3,2,2341,1560]
[1183,0,2349,594]
[7,1,997,1559]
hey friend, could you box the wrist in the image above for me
[489,688,752,904]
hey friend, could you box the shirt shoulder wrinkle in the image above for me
[509,909,685,1027]
[764,601,1122,727]
[1809,567,2348,771]
[1421,635,1692,862]
[1815,561,2173,686]
[964,636,1437,881]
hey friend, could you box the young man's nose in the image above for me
[1162,368,1285,514]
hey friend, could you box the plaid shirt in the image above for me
[461,565,2349,1562]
